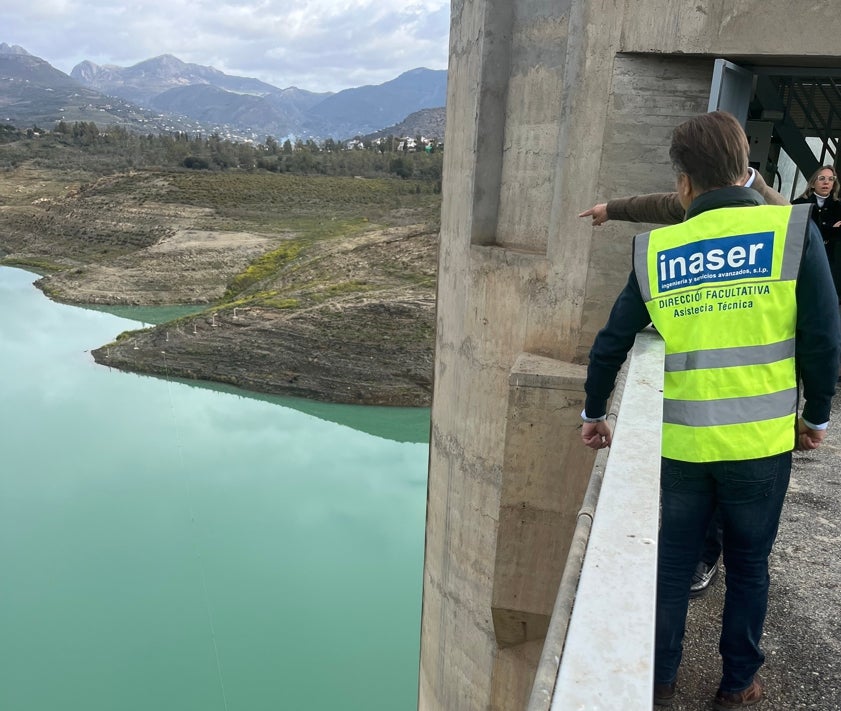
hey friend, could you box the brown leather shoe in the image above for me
[713,676,764,709]
[653,681,676,706]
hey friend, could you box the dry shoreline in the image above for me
[0,167,439,406]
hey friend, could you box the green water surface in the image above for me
[0,267,429,711]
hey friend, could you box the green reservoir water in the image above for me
[0,267,430,711]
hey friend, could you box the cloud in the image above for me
[0,0,450,92]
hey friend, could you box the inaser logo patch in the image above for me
[656,231,774,293]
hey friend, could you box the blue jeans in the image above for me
[654,452,791,693]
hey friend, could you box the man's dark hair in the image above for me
[669,111,749,192]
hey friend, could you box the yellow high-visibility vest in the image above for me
[633,203,811,462]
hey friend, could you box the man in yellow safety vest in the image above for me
[580,111,840,710]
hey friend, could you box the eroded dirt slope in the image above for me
[0,166,439,405]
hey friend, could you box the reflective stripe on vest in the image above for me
[633,203,810,462]
[663,338,795,372]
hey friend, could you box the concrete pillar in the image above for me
[419,1,625,708]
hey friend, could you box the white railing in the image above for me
[528,327,665,710]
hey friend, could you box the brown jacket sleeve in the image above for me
[751,171,789,206]
[605,171,789,225]
[605,192,685,225]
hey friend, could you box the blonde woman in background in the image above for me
[793,165,841,300]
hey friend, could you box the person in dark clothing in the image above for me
[580,111,840,709]
[792,164,841,300]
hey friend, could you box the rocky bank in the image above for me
[0,166,439,406]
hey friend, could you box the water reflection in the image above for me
[164,378,432,443]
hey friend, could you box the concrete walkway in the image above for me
[667,392,841,710]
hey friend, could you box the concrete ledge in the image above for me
[509,352,588,390]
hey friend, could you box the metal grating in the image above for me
[765,74,841,164]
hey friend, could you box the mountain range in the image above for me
[0,43,447,142]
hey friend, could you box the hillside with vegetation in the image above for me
[0,123,442,406]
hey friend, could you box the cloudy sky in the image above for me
[1,0,451,93]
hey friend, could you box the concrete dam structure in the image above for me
[419,1,841,708]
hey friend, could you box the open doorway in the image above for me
[709,59,841,201]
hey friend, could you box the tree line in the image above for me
[0,121,444,185]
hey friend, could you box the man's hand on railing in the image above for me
[581,420,612,449]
